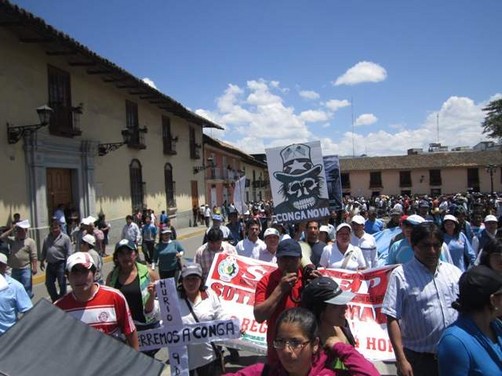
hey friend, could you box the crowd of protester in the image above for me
[196,192,502,375]
[1,191,501,375]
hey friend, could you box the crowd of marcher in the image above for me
[0,191,501,375]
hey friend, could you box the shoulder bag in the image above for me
[184,297,226,373]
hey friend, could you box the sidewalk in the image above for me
[33,225,207,286]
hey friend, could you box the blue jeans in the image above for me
[11,267,33,298]
[45,261,66,302]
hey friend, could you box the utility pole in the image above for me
[351,98,355,157]
[436,113,440,143]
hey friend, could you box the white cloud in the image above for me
[216,84,244,112]
[246,79,286,107]
[423,96,486,145]
[333,61,387,86]
[325,99,351,111]
[488,93,502,102]
[142,77,157,89]
[197,79,312,152]
[355,113,378,126]
[389,123,406,130]
[195,80,491,157]
[299,110,330,123]
[269,80,289,93]
[320,96,490,156]
[299,90,320,100]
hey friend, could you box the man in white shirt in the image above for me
[350,214,378,268]
[236,219,266,259]
[204,205,211,228]
[259,228,280,263]
[383,222,461,376]
[121,215,141,245]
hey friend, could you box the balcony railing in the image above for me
[49,103,83,137]
[430,178,442,186]
[126,126,147,149]
[190,142,201,159]
[163,136,178,155]
[369,182,383,189]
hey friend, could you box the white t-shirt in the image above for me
[236,237,267,259]
[319,243,367,270]
[257,248,277,264]
[350,232,377,269]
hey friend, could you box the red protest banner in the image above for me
[207,253,397,361]
[319,266,397,360]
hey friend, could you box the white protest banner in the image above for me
[266,141,330,223]
[233,175,247,215]
[138,278,241,375]
[206,253,397,361]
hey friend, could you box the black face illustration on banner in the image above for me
[274,144,324,211]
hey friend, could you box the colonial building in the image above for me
[339,149,502,198]
[202,135,269,209]
[0,1,222,245]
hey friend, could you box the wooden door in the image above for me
[47,168,73,221]
[191,180,199,209]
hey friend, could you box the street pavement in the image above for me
[31,224,396,375]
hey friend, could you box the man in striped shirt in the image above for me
[382,222,462,376]
[55,252,138,350]
[195,228,236,283]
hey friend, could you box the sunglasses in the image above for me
[273,339,310,351]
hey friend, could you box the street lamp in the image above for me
[7,105,53,144]
[193,157,215,174]
[486,164,497,194]
[98,128,132,156]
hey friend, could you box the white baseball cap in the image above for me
[319,225,330,233]
[81,216,96,226]
[263,228,280,238]
[484,215,498,223]
[16,220,30,229]
[404,214,426,226]
[81,234,96,247]
[443,214,459,224]
[336,223,352,233]
[351,215,366,225]
[66,252,95,272]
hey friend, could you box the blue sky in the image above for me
[10,0,502,156]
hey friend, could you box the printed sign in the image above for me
[207,254,277,352]
[138,278,240,375]
[266,141,330,223]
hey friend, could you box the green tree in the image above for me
[481,98,502,141]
